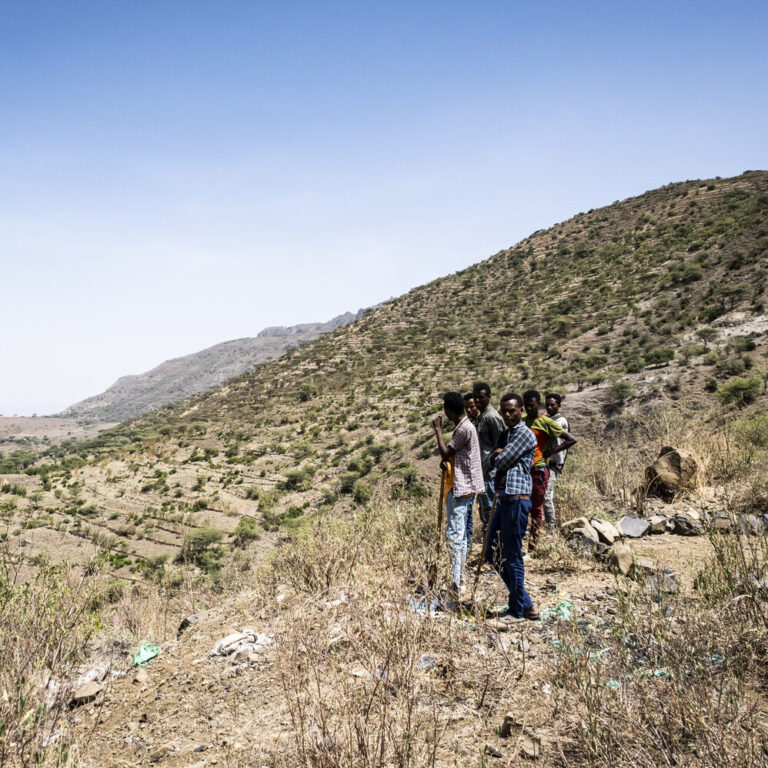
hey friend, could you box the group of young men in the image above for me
[432,383,577,624]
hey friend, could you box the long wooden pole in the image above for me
[428,468,447,588]
[470,493,498,603]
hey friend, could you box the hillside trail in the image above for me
[70,522,714,767]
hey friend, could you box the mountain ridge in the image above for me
[57,309,368,423]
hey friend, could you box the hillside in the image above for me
[56,310,367,423]
[2,170,766,572]
[2,171,768,767]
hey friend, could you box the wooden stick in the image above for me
[470,493,498,603]
[435,468,447,559]
[428,468,447,588]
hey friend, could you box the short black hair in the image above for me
[522,389,541,403]
[463,392,475,402]
[473,381,491,397]
[500,392,523,408]
[443,391,465,416]
[545,392,562,405]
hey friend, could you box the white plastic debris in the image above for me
[207,628,273,659]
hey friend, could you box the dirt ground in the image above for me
[0,416,116,454]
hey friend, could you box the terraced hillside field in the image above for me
[1,172,766,580]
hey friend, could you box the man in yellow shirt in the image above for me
[522,390,577,549]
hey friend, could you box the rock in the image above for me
[631,558,656,578]
[149,747,169,763]
[69,681,101,708]
[500,713,521,738]
[645,447,697,502]
[647,569,680,594]
[671,513,704,536]
[648,515,667,534]
[713,513,732,531]
[484,744,503,758]
[742,514,768,536]
[617,516,650,538]
[566,523,600,557]
[560,517,591,534]
[521,734,542,760]
[133,668,149,684]
[177,614,200,637]
[590,518,620,545]
[606,542,633,575]
[594,542,610,560]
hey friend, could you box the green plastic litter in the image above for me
[131,643,161,666]
[605,679,622,690]
[540,600,574,621]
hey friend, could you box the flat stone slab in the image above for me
[617,516,650,538]
[69,681,101,708]
[561,516,591,533]
[590,518,620,545]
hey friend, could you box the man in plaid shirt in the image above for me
[485,392,539,623]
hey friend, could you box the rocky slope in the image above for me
[2,172,768,767]
[57,310,367,423]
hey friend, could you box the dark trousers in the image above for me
[529,467,550,549]
[484,495,533,618]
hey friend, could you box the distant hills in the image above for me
[4,171,766,575]
[57,310,368,423]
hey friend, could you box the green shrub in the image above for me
[352,479,372,504]
[232,516,261,547]
[716,375,763,406]
[644,346,674,366]
[321,488,339,505]
[178,528,226,572]
[281,465,316,491]
[705,378,718,393]
[340,471,361,494]
[244,485,260,500]
[732,412,768,448]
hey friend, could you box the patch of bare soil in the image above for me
[0,416,117,454]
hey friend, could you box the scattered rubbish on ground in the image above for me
[131,643,161,667]
[207,628,273,660]
[540,601,574,621]
[416,654,436,670]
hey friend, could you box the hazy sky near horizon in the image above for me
[1,1,767,416]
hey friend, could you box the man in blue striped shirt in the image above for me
[485,392,539,624]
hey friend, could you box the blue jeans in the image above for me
[477,477,496,531]
[465,495,474,546]
[484,495,533,617]
[445,490,472,589]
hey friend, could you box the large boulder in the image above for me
[560,517,592,534]
[618,515,650,538]
[671,512,704,536]
[590,518,621,545]
[606,542,633,575]
[645,447,697,502]
[566,522,601,557]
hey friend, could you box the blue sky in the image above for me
[1,1,766,415]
